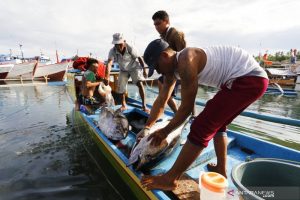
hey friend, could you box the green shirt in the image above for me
[84,70,96,82]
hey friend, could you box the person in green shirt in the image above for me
[80,58,106,105]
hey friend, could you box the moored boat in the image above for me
[266,68,297,86]
[66,72,300,200]
[34,62,70,81]
[6,61,37,79]
[0,64,14,79]
[147,87,300,127]
[265,87,298,96]
[0,54,22,64]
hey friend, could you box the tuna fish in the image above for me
[128,120,185,171]
[98,82,115,106]
[98,107,129,140]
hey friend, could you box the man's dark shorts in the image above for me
[78,94,99,105]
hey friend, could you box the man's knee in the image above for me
[215,131,227,137]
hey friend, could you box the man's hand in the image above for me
[136,127,150,141]
[147,128,168,146]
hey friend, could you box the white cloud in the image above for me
[0,0,299,61]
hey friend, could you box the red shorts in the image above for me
[188,76,268,147]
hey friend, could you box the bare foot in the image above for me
[142,106,150,114]
[141,174,178,191]
[207,163,227,178]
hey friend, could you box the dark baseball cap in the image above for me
[143,39,169,77]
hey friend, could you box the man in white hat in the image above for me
[105,33,150,112]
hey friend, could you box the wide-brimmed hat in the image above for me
[143,39,169,77]
[112,33,125,44]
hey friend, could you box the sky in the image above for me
[1,0,300,61]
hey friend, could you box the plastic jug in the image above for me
[199,172,228,200]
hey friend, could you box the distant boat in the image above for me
[265,86,298,96]
[0,54,22,64]
[38,55,53,65]
[266,68,297,86]
[0,64,14,79]
[6,61,37,79]
[33,62,71,81]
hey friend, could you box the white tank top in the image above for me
[175,46,268,88]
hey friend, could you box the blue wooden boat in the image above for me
[265,87,298,96]
[66,73,300,199]
[146,87,300,127]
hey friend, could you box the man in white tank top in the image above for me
[140,39,269,191]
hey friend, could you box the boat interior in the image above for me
[76,98,300,199]
[69,72,300,199]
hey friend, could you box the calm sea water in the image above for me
[0,83,122,200]
[0,82,299,199]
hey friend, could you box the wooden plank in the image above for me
[173,174,200,200]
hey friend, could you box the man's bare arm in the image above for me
[86,80,100,88]
[137,57,145,68]
[145,75,176,128]
[105,59,113,81]
[138,57,147,77]
[162,52,198,134]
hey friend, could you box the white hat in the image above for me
[112,33,125,44]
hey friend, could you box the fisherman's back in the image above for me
[198,46,267,88]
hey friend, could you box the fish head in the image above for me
[134,139,168,170]
[107,122,128,141]
[100,106,113,116]
[135,154,152,170]
[109,128,127,140]
[107,111,128,140]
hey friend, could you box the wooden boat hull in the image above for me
[66,72,300,200]
[0,72,9,79]
[266,68,297,86]
[0,64,13,79]
[72,110,162,200]
[34,62,70,81]
[269,78,296,86]
[6,61,37,79]
[67,72,164,199]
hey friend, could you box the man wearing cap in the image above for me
[105,33,149,112]
[140,39,269,190]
